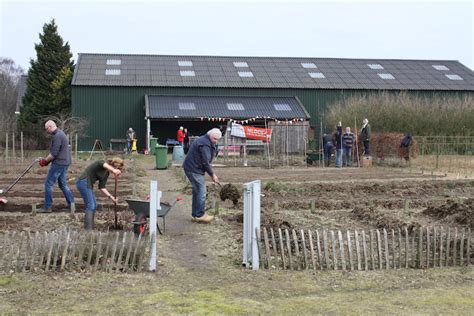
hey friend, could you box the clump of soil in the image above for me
[422,198,474,228]
[219,184,241,206]
[351,206,418,231]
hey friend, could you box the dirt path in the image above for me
[139,161,219,271]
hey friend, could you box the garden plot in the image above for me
[213,167,474,234]
[0,159,140,233]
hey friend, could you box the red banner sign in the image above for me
[243,126,272,141]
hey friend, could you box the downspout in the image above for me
[145,95,151,152]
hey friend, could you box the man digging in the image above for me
[183,128,221,223]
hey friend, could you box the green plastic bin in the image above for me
[155,145,168,169]
[149,138,158,155]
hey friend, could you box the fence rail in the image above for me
[257,226,471,271]
[0,230,149,273]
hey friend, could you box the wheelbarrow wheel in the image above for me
[133,214,147,236]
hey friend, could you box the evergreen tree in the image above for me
[19,19,74,132]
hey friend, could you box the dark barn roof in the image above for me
[73,53,474,91]
[15,75,27,113]
[145,95,310,120]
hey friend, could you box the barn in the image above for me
[71,54,474,151]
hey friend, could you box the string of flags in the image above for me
[199,116,305,125]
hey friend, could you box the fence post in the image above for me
[20,132,24,161]
[148,180,161,272]
[242,180,261,270]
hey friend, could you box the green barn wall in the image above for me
[72,86,469,151]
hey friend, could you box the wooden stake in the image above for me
[308,230,316,270]
[270,228,278,269]
[300,230,308,269]
[278,228,286,270]
[361,230,368,271]
[355,230,361,271]
[347,230,353,271]
[331,230,338,270]
[285,229,293,270]
[339,231,346,271]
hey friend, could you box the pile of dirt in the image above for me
[422,198,474,228]
[351,206,418,231]
[219,184,241,206]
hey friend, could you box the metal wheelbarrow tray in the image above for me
[126,199,175,235]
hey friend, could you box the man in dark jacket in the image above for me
[361,118,371,155]
[334,122,343,168]
[37,120,75,213]
[322,133,333,167]
[183,128,221,223]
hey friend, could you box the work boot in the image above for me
[84,211,95,230]
[37,207,52,213]
[194,213,214,223]
[69,202,76,214]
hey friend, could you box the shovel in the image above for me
[0,158,39,204]
[114,176,118,229]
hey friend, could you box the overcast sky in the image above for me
[1,0,473,71]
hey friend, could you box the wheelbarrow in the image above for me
[126,197,181,235]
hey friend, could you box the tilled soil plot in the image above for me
[0,159,142,232]
[423,198,474,228]
[213,167,473,234]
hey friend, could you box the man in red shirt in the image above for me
[177,126,185,146]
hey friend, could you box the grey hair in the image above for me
[207,128,222,139]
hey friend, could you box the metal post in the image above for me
[75,133,78,160]
[148,180,161,272]
[20,132,24,161]
[5,132,8,160]
[12,132,15,158]
[243,180,261,270]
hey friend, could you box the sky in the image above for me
[0,0,473,72]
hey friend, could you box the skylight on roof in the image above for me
[178,102,196,110]
[106,59,121,65]
[308,72,325,79]
[178,61,193,67]
[368,64,384,70]
[301,62,317,69]
[238,71,254,78]
[227,103,245,111]
[274,104,291,111]
[433,65,449,71]
[445,74,463,81]
[180,70,195,77]
[378,73,395,80]
[233,62,248,68]
[105,69,121,76]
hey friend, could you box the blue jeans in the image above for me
[184,170,206,218]
[335,149,343,167]
[44,163,74,209]
[76,178,97,212]
[127,140,132,153]
[343,147,353,166]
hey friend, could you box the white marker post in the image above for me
[242,180,261,270]
[148,180,162,272]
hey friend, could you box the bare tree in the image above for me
[46,112,89,138]
[0,57,24,131]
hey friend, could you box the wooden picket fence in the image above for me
[256,226,472,270]
[0,230,150,273]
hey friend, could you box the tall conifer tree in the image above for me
[19,19,74,131]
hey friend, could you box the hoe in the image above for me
[0,158,39,204]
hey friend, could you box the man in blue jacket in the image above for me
[182,128,221,223]
[37,120,75,213]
